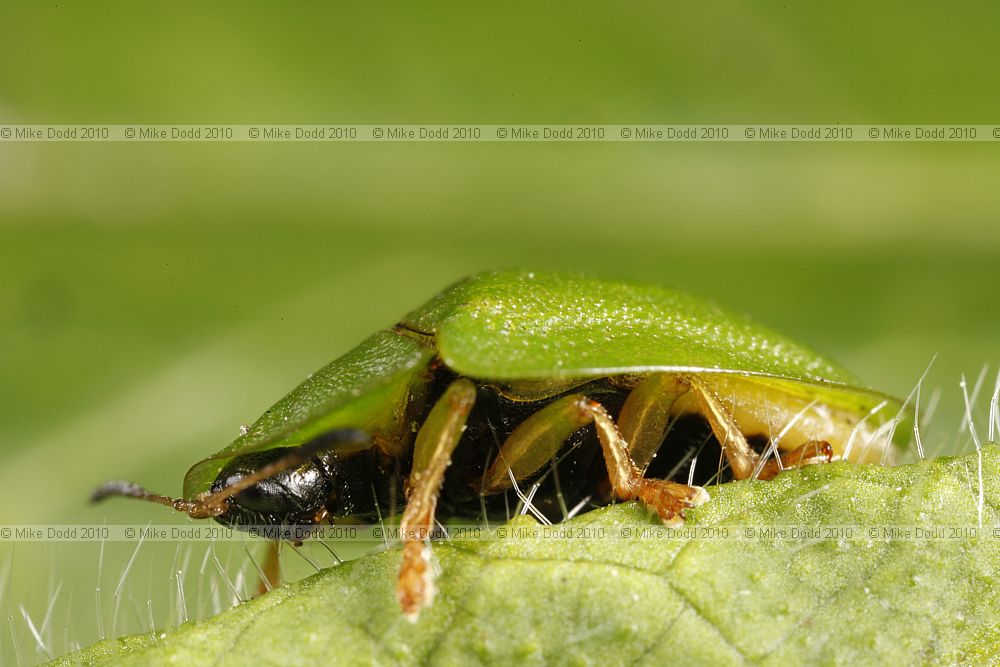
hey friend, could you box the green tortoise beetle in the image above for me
[93,271,910,618]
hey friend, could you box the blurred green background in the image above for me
[1,2,998,662]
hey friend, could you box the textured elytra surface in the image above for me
[59,444,1000,666]
[403,271,903,421]
[403,271,859,384]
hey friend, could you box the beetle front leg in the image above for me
[397,379,476,620]
[478,394,708,525]
[256,541,282,595]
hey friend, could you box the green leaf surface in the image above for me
[59,445,1000,666]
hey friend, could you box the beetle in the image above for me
[93,270,910,618]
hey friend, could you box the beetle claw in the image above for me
[637,479,710,524]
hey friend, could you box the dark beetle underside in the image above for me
[211,367,759,531]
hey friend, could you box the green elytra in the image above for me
[183,270,908,497]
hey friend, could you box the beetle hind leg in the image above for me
[686,377,836,481]
[756,440,834,481]
[686,376,762,481]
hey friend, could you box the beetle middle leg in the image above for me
[617,373,690,472]
[477,390,709,525]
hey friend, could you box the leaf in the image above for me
[55,445,1000,666]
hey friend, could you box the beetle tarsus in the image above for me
[637,479,710,524]
[756,440,834,481]
[398,540,434,621]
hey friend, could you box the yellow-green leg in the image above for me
[756,440,834,480]
[397,379,476,619]
[257,541,282,595]
[686,376,761,480]
[687,376,833,480]
[479,389,709,526]
[618,373,689,471]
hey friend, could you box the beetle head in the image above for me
[91,429,370,534]
[210,449,334,529]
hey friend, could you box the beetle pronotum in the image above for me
[93,271,908,618]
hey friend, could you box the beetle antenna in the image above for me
[91,429,370,519]
[90,480,195,513]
